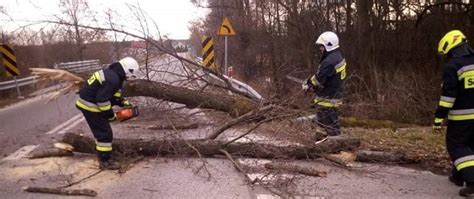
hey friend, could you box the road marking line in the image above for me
[57,117,85,135]
[46,114,82,134]
[2,145,39,160]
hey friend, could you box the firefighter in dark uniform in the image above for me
[76,57,139,170]
[434,30,474,196]
[303,31,347,140]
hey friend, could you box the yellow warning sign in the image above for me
[201,36,217,70]
[0,44,20,77]
[217,17,236,36]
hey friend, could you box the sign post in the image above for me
[225,36,228,75]
[0,44,22,98]
[217,17,236,76]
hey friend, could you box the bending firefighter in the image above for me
[302,31,347,140]
[76,57,139,170]
[434,30,474,197]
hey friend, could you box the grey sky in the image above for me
[0,0,207,39]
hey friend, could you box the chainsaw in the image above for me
[116,106,139,122]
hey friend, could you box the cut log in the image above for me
[62,133,360,159]
[355,150,420,163]
[264,162,328,177]
[28,143,75,159]
[28,148,73,159]
[22,186,97,197]
[123,79,256,116]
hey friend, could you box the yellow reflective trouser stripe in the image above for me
[448,114,474,121]
[76,100,101,112]
[456,160,474,171]
[96,145,112,152]
[439,101,454,108]
[96,141,112,152]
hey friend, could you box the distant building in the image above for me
[131,40,147,49]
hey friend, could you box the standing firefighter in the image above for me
[302,31,347,141]
[76,57,139,170]
[434,30,474,196]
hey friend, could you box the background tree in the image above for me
[189,0,474,124]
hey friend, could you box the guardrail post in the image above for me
[13,76,24,99]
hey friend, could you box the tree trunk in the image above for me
[62,133,361,160]
[123,79,256,117]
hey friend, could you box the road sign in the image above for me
[217,17,236,36]
[201,36,217,70]
[0,44,20,77]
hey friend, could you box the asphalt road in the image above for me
[0,92,81,158]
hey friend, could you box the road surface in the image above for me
[0,55,465,198]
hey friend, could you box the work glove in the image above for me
[108,113,117,122]
[122,99,132,108]
[302,82,310,91]
[433,117,444,132]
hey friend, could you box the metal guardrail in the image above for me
[54,60,102,74]
[0,76,39,91]
[0,60,101,92]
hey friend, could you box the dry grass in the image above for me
[346,127,450,174]
[0,98,19,109]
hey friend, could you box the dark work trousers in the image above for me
[79,108,113,162]
[446,120,474,184]
[316,107,341,136]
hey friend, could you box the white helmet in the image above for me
[119,57,139,79]
[316,31,339,52]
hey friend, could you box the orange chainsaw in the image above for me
[116,106,139,122]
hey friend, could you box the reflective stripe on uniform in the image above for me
[313,97,342,108]
[439,96,455,108]
[434,118,444,123]
[95,141,112,152]
[335,59,346,73]
[448,109,474,121]
[455,155,474,171]
[95,70,106,84]
[457,64,474,80]
[76,97,101,112]
[97,101,112,111]
[114,90,122,97]
[310,75,318,86]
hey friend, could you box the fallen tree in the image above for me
[62,133,361,159]
[123,79,257,117]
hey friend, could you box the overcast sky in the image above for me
[0,0,207,39]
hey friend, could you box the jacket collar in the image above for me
[449,43,474,58]
[109,62,126,81]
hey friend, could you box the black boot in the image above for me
[99,159,121,170]
[451,175,465,187]
[97,151,121,170]
[459,186,474,197]
[450,167,464,187]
